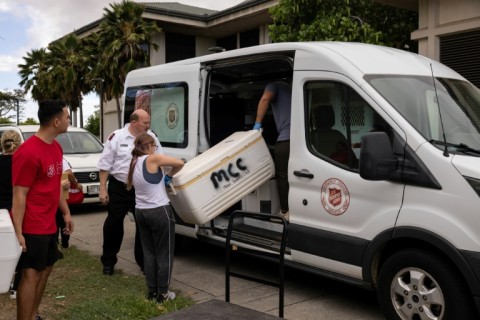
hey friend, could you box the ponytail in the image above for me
[126,133,155,190]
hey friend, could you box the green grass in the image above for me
[41,246,193,319]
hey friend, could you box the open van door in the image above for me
[124,63,202,162]
[124,63,202,237]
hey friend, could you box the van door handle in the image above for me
[293,170,314,179]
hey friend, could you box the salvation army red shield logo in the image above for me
[166,103,179,129]
[321,178,350,216]
[328,187,342,206]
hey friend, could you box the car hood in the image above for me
[452,154,480,180]
[63,153,102,170]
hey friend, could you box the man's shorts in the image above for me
[17,233,59,271]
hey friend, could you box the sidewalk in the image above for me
[70,208,383,320]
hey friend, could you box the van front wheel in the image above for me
[377,249,476,320]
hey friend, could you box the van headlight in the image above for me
[465,176,480,197]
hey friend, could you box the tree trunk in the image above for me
[115,96,122,129]
[79,96,84,128]
[100,91,104,142]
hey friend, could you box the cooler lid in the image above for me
[0,209,14,234]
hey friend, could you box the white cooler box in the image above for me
[0,209,21,293]
[168,130,275,224]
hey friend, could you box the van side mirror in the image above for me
[359,132,397,181]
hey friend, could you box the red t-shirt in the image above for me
[12,135,63,235]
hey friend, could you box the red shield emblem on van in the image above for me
[328,188,342,207]
[169,109,176,123]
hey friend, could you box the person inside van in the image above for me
[253,81,291,220]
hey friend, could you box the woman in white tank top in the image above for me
[127,133,184,304]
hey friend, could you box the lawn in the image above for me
[0,246,193,320]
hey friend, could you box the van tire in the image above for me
[377,248,476,320]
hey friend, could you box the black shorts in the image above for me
[17,233,59,271]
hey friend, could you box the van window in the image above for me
[125,82,189,148]
[305,81,392,169]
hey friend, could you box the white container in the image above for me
[168,130,275,224]
[0,209,21,293]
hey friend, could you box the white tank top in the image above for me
[133,155,170,209]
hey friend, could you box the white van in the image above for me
[123,42,480,320]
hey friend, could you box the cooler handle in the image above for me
[168,182,177,196]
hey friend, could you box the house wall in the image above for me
[413,0,480,59]
[196,36,217,56]
[102,100,122,141]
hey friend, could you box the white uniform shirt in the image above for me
[97,123,163,183]
[133,155,170,209]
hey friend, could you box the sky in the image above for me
[0,0,245,124]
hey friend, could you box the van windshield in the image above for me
[367,75,480,154]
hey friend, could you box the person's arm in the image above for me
[254,90,274,128]
[12,186,29,251]
[99,169,109,205]
[147,154,184,177]
[65,169,79,189]
[97,132,117,204]
[58,194,74,235]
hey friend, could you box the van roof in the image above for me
[127,42,462,81]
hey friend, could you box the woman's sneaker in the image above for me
[156,291,176,304]
[147,291,157,300]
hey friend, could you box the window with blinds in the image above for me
[440,29,480,88]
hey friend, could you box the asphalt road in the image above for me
[70,204,384,320]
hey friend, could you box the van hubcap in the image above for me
[391,268,444,319]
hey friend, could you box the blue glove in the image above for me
[164,175,172,186]
[253,122,262,130]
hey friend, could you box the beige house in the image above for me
[75,0,480,140]
[380,0,480,88]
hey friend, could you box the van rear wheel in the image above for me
[377,248,476,320]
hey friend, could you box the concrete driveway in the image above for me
[70,205,384,320]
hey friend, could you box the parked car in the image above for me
[0,124,103,204]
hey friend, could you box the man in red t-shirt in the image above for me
[12,100,73,320]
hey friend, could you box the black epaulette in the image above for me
[108,132,116,141]
[149,130,158,137]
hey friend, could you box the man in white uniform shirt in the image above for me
[97,109,163,275]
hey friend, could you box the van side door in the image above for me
[288,72,406,279]
[124,64,202,161]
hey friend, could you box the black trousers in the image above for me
[275,140,290,212]
[56,208,70,247]
[100,176,144,270]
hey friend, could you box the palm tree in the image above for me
[48,34,89,126]
[18,48,55,102]
[96,0,161,128]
